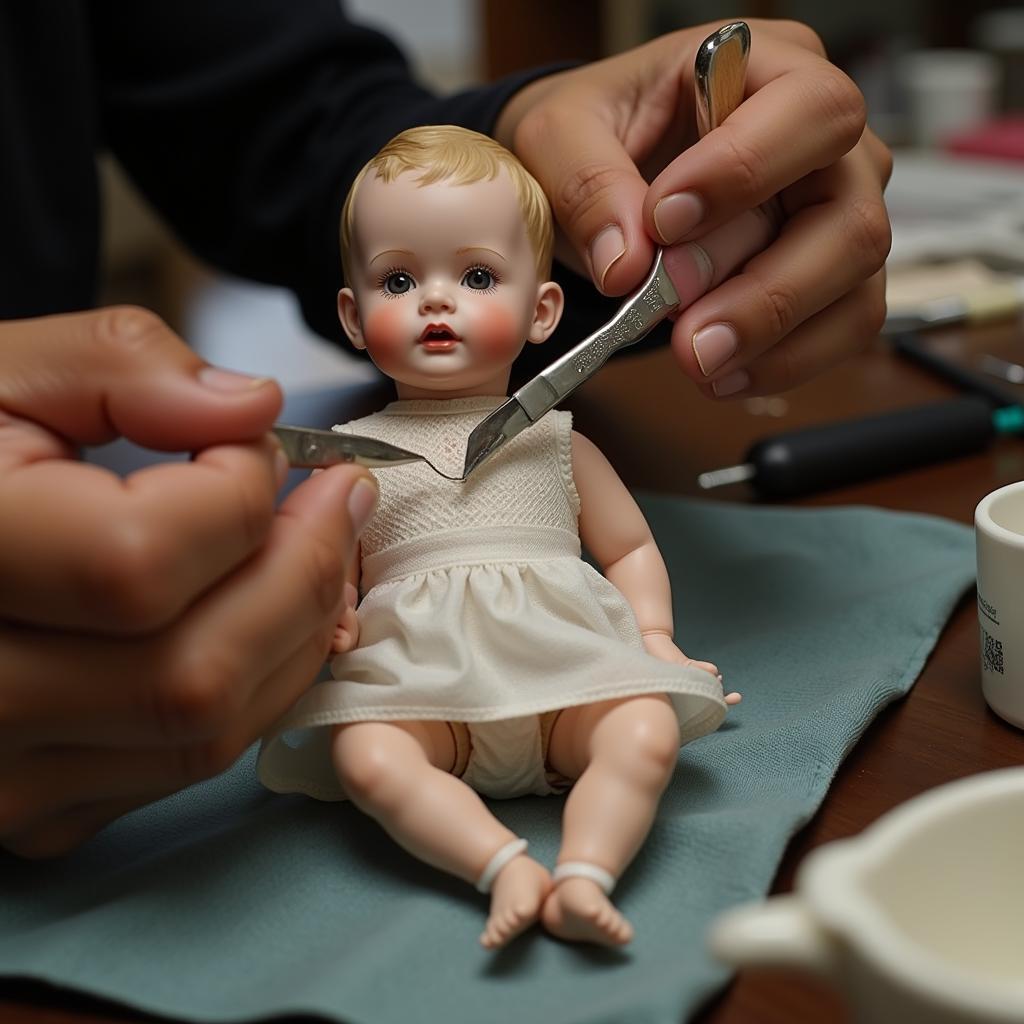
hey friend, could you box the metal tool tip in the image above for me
[698,463,756,490]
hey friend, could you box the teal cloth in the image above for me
[0,497,975,1024]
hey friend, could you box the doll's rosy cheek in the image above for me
[362,304,407,359]
[472,306,521,360]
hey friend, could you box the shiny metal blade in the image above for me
[273,424,460,479]
[461,399,532,478]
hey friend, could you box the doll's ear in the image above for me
[526,281,564,345]
[337,288,366,350]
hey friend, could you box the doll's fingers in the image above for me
[687,659,720,677]
[725,692,743,706]
[0,436,283,631]
[331,603,360,654]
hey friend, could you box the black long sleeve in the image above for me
[1,1,561,339]
[0,0,640,366]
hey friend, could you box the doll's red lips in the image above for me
[419,324,460,349]
[419,323,460,343]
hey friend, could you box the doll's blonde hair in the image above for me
[340,125,554,280]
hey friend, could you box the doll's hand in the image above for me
[642,632,720,678]
[642,632,741,705]
[0,309,377,858]
[497,19,890,396]
[330,583,361,654]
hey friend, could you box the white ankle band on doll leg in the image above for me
[552,861,616,895]
[475,838,529,894]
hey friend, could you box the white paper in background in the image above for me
[887,153,1024,270]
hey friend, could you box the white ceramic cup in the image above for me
[975,481,1024,729]
[710,768,1024,1023]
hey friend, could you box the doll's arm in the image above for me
[572,432,675,639]
[572,431,738,700]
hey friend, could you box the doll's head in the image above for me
[337,126,563,399]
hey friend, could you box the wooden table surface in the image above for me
[5,323,1024,1023]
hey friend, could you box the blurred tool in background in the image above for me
[699,333,1024,499]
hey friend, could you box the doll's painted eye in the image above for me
[383,272,415,295]
[462,267,494,291]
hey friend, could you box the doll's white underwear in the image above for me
[450,713,572,800]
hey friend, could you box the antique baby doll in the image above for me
[259,125,735,951]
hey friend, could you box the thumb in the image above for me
[517,110,656,296]
[0,307,282,450]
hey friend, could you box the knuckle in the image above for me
[151,647,243,742]
[844,195,892,274]
[811,68,866,151]
[90,306,170,362]
[756,276,801,338]
[555,161,626,231]
[720,129,773,202]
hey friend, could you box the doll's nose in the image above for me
[419,282,455,314]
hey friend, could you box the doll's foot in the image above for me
[541,877,634,947]
[479,855,552,950]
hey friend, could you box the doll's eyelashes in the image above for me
[461,265,498,292]
[378,268,416,297]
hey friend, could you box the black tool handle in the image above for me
[747,396,996,497]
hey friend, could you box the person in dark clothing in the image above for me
[0,2,890,857]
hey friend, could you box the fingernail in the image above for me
[653,191,705,244]
[692,323,739,376]
[588,225,626,292]
[199,366,273,392]
[347,476,378,535]
[712,370,750,397]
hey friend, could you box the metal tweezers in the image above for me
[276,21,750,484]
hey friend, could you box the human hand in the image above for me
[497,19,891,396]
[330,582,361,654]
[0,308,377,858]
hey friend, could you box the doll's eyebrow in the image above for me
[456,246,508,264]
[369,248,415,265]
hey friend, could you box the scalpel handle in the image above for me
[511,250,680,420]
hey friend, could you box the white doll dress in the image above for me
[257,396,726,800]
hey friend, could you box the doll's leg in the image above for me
[331,720,551,949]
[541,695,680,947]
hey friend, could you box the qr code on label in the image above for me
[983,628,1004,675]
